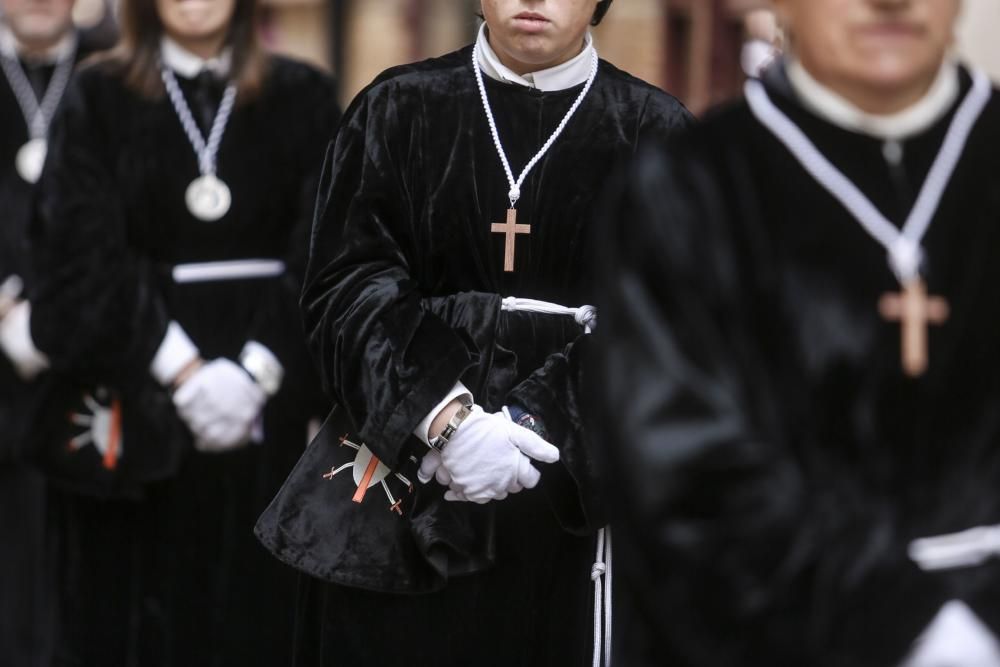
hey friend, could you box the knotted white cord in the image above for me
[499,296,610,666]
[501,297,597,334]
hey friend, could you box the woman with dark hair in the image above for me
[255,0,688,665]
[30,0,340,664]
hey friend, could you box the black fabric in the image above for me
[593,63,1000,666]
[0,32,103,667]
[32,55,340,667]
[186,70,224,135]
[255,45,692,665]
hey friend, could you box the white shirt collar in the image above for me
[0,23,77,64]
[786,57,960,141]
[160,36,232,79]
[474,22,595,92]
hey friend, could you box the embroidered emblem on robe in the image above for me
[67,387,122,470]
[322,434,415,515]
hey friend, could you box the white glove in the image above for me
[902,600,1000,667]
[418,447,529,501]
[172,358,266,453]
[425,405,559,504]
[0,301,49,381]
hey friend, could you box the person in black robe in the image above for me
[593,0,1000,664]
[0,1,111,663]
[254,1,691,665]
[28,0,340,664]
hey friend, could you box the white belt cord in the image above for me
[909,523,1000,571]
[591,527,613,667]
[498,295,610,666]
[500,297,598,334]
[172,259,286,284]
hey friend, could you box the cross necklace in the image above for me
[745,69,992,377]
[472,46,599,272]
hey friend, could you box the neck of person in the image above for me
[487,32,587,76]
[163,29,229,62]
[786,56,960,141]
[2,24,74,62]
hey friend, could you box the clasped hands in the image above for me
[417,404,560,504]
[171,358,265,453]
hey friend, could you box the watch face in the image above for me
[516,413,548,441]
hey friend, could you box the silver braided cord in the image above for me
[0,43,77,139]
[160,66,237,176]
[744,70,992,284]
[472,47,600,208]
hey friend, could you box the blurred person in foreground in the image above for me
[596,0,1000,665]
[254,0,691,664]
[29,0,340,663]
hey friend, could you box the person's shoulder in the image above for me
[635,96,758,192]
[69,55,130,102]
[367,46,472,91]
[265,54,337,93]
[351,46,472,106]
[340,46,473,124]
[597,59,690,122]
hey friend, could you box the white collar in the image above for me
[787,57,960,141]
[474,23,595,92]
[160,36,232,79]
[0,23,76,64]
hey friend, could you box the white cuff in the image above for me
[239,340,284,397]
[150,321,200,386]
[413,381,473,446]
[0,301,49,381]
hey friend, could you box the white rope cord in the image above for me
[500,297,597,333]
[0,43,76,138]
[744,70,991,283]
[589,526,613,667]
[910,524,1000,571]
[499,296,609,666]
[160,66,237,176]
[472,48,599,207]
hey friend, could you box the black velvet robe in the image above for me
[0,33,103,667]
[255,45,691,666]
[30,56,340,667]
[594,64,1000,667]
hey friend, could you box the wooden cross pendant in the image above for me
[491,208,531,272]
[878,278,949,377]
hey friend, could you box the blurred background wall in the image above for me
[69,0,1000,114]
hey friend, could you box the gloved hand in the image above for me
[417,405,559,504]
[418,448,529,501]
[0,301,49,381]
[172,358,266,453]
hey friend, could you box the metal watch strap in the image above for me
[430,403,472,452]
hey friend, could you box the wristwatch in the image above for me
[239,341,285,397]
[429,402,473,452]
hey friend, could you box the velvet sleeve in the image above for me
[30,73,169,378]
[301,87,479,469]
[591,146,946,666]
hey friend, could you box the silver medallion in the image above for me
[185,174,232,222]
[16,138,47,184]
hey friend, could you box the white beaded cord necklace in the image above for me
[472,45,599,272]
[745,70,992,376]
[0,42,77,184]
[160,65,238,222]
